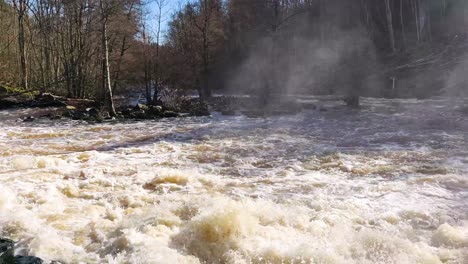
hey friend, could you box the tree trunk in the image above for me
[100,0,116,116]
[385,0,396,53]
[17,0,28,89]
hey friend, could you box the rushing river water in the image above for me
[0,97,467,264]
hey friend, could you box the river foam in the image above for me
[0,97,467,263]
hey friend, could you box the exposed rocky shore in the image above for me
[1,89,323,123]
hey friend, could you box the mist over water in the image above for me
[0,97,467,263]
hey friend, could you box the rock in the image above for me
[0,97,20,109]
[86,108,100,117]
[0,238,15,264]
[121,108,133,117]
[148,105,163,116]
[179,113,191,117]
[162,111,179,118]
[221,109,237,116]
[190,102,210,116]
[134,103,149,111]
[242,110,265,118]
[35,93,67,107]
[0,86,7,94]
[460,106,468,115]
[72,112,89,120]
[344,96,360,108]
[102,111,111,120]
[50,114,62,120]
[23,116,35,122]
[1,238,47,264]
[63,109,74,118]
[133,110,147,119]
[299,102,317,110]
[14,256,43,264]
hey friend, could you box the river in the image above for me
[0,97,467,263]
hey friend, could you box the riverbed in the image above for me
[0,97,467,263]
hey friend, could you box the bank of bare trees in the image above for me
[1,0,468,108]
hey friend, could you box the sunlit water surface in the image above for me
[0,97,467,263]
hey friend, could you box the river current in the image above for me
[0,97,467,263]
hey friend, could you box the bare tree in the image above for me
[99,0,116,116]
[152,0,167,104]
[12,0,29,89]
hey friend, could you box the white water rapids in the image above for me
[0,97,467,263]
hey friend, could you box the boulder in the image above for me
[0,238,14,264]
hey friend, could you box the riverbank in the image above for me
[1,91,324,123]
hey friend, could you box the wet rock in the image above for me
[179,113,191,118]
[86,108,99,117]
[23,116,35,122]
[190,102,210,116]
[50,114,62,120]
[344,96,360,108]
[319,107,327,112]
[0,238,14,264]
[162,111,179,118]
[148,105,163,116]
[132,110,147,119]
[14,256,43,264]
[102,111,111,120]
[0,86,8,94]
[134,103,149,111]
[0,97,20,109]
[121,108,133,117]
[242,110,265,118]
[71,111,89,120]
[221,109,237,116]
[34,93,67,107]
[460,106,468,115]
[299,102,317,110]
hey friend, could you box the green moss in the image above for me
[0,85,39,99]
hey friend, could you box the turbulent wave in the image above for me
[0,97,467,263]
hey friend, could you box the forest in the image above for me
[1,0,468,113]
